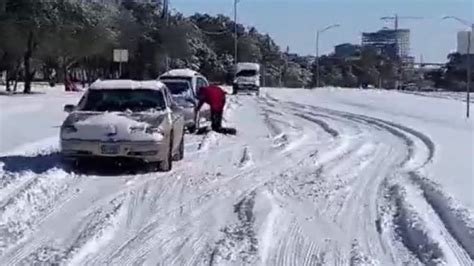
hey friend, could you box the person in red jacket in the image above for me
[195,83,227,132]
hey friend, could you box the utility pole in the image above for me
[443,16,473,118]
[316,24,340,87]
[163,0,170,71]
[234,0,240,65]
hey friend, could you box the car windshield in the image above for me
[236,70,257,77]
[81,89,166,112]
[162,81,192,96]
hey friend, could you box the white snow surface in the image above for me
[0,85,473,265]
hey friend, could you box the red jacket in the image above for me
[197,85,226,112]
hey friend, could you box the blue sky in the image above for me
[171,0,473,63]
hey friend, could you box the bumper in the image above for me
[61,139,168,162]
[234,83,259,91]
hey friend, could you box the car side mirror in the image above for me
[64,104,75,113]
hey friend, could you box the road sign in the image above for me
[113,49,129,62]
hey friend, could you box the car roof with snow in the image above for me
[89,80,167,91]
[161,79,192,87]
[236,62,260,71]
[161,78,191,84]
[160,69,202,78]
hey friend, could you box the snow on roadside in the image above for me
[66,196,127,266]
[0,84,82,152]
[253,190,281,265]
[410,174,474,259]
[0,168,75,256]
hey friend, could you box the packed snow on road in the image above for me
[0,86,473,265]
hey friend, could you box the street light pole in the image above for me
[316,31,320,87]
[443,16,473,118]
[467,28,472,118]
[316,24,340,88]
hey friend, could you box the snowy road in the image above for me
[0,87,473,265]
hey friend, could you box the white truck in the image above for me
[233,63,261,95]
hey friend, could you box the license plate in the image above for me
[101,144,120,155]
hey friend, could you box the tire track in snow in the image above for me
[386,184,471,265]
[0,169,80,257]
[16,195,126,265]
[261,96,379,264]
[264,95,463,264]
[1,131,222,264]
[260,102,303,150]
[410,173,474,260]
[293,102,435,169]
[288,100,473,264]
[293,113,339,137]
[210,192,259,265]
[308,106,458,263]
[264,96,341,140]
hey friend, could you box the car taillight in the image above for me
[129,126,145,134]
[145,126,163,134]
[62,125,77,134]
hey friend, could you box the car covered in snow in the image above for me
[233,63,261,95]
[160,79,211,133]
[60,80,185,171]
[159,69,211,132]
[159,68,209,95]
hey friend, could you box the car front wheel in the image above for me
[173,133,184,161]
[159,136,173,172]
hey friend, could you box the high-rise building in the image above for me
[361,29,410,59]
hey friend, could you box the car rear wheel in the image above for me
[159,136,173,172]
[61,157,78,172]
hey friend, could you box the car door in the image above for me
[163,88,184,152]
[196,76,211,121]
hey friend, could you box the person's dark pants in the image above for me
[211,110,223,132]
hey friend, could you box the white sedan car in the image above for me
[60,80,185,171]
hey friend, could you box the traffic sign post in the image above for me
[113,49,129,78]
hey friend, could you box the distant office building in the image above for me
[334,43,361,58]
[362,29,410,59]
